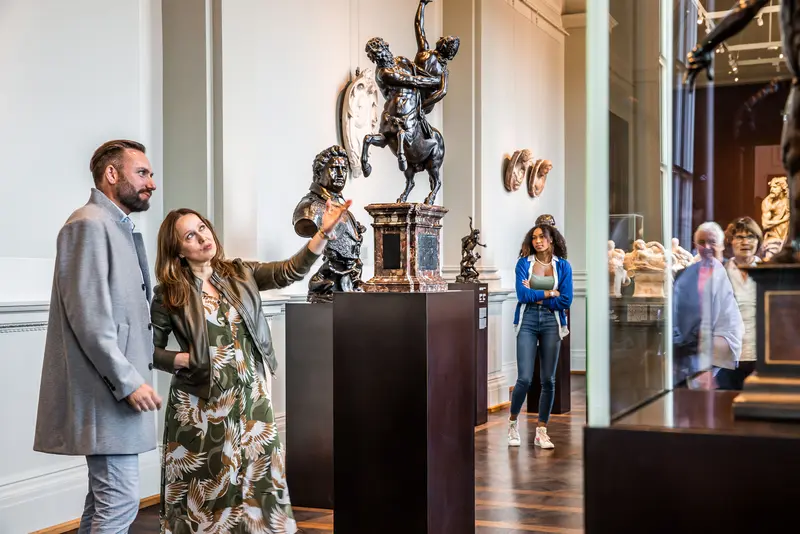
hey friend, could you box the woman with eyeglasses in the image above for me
[722,216,763,389]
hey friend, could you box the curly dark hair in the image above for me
[365,37,391,63]
[312,145,349,182]
[519,224,568,259]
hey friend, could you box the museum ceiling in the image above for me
[695,0,788,86]
[562,0,790,86]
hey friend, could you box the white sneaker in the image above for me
[508,419,521,447]
[534,426,554,449]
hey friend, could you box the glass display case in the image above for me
[584,1,800,531]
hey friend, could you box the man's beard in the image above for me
[117,175,151,212]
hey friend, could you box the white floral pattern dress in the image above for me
[160,292,296,534]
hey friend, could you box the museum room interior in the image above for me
[2,0,800,533]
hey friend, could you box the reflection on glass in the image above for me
[666,0,793,429]
[598,0,799,429]
[608,0,669,419]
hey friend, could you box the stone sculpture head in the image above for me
[313,145,350,194]
[537,160,553,177]
[769,176,788,198]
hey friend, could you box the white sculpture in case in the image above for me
[624,239,669,298]
[608,240,630,297]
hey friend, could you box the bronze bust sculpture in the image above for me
[456,217,487,283]
[360,0,459,206]
[685,0,800,262]
[293,146,366,302]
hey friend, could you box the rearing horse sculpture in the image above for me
[360,2,459,205]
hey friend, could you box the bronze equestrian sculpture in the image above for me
[361,0,459,206]
[684,0,800,262]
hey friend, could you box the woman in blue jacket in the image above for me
[508,223,573,448]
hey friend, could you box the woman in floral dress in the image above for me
[150,200,351,534]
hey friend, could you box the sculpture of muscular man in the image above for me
[684,0,800,262]
[414,0,460,115]
[361,37,447,204]
[293,145,366,303]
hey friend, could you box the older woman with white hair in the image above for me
[672,221,744,388]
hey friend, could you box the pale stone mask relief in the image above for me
[504,149,534,192]
[341,67,380,179]
[528,159,552,198]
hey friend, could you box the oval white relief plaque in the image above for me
[342,67,380,178]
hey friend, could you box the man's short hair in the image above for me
[312,145,349,182]
[695,221,725,248]
[90,139,146,187]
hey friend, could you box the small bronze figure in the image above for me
[536,214,557,228]
[293,145,367,302]
[456,216,487,283]
[361,0,459,206]
[684,0,800,262]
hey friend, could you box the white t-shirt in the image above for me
[725,258,758,362]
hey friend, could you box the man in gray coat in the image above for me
[34,139,163,533]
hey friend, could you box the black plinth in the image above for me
[333,291,475,533]
[733,263,800,420]
[584,389,800,533]
[448,282,488,426]
[285,302,333,509]
[527,309,571,415]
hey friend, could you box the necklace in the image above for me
[534,256,553,266]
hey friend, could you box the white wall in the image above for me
[1,1,570,530]
[0,1,164,532]
[219,0,444,285]
[479,0,566,287]
[477,0,567,386]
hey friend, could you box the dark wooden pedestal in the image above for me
[285,302,333,509]
[448,282,488,426]
[333,291,475,533]
[527,309,571,415]
[585,389,800,533]
[734,263,800,420]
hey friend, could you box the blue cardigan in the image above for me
[513,255,573,336]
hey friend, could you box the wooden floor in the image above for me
[86,378,586,534]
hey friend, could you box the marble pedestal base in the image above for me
[363,203,448,292]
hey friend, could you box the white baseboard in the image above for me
[487,371,508,407]
[571,349,586,372]
[0,449,161,534]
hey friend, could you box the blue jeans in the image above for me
[510,305,561,423]
[78,454,140,534]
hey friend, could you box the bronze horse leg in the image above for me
[361,133,387,178]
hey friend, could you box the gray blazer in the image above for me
[33,189,157,456]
